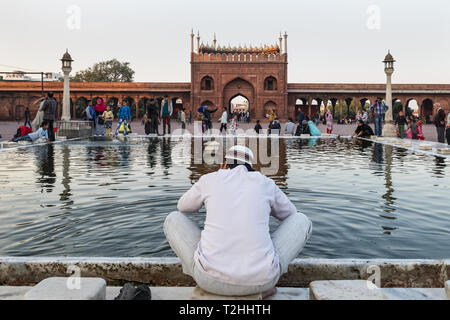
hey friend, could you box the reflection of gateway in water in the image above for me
[187,138,288,188]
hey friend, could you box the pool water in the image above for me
[0,137,449,259]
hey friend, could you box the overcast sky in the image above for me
[1,0,449,83]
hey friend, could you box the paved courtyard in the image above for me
[0,120,440,142]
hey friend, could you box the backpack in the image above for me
[15,126,32,138]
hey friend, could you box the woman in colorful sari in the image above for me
[94,98,107,136]
[325,109,334,134]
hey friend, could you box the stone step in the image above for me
[190,286,263,300]
[309,280,389,300]
[24,277,106,300]
[1,286,447,300]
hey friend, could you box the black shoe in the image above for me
[114,283,152,300]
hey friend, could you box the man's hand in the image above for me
[219,162,228,170]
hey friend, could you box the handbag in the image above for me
[98,116,105,125]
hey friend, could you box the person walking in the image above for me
[220,107,228,134]
[325,109,333,134]
[115,100,132,136]
[434,103,446,143]
[203,106,218,133]
[180,108,186,131]
[164,145,312,298]
[31,97,45,132]
[42,92,57,142]
[369,98,389,137]
[160,96,173,135]
[395,110,408,139]
[24,107,32,128]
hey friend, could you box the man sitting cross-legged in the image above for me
[164,146,312,298]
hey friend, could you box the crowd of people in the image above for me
[6,93,450,145]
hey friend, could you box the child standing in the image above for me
[230,115,238,136]
[115,100,132,136]
[395,111,407,139]
[416,120,425,140]
[102,106,114,136]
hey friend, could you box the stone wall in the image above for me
[0,257,448,288]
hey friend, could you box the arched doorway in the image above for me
[421,99,434,123]
[229,94,250,121]
[223,77,254,118]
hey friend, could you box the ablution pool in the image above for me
[0,137,449,259]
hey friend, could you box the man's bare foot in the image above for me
[262,287,277,299]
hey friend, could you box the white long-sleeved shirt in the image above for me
[177,165,296,286]
[221,111,228,124]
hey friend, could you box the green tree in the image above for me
[71,59,135,82]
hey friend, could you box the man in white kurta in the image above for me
[164,146,312,297]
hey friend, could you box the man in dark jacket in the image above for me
[353,120,375,138]
[203,106,218,132]
[147,99,160,135]
[434,104,446,143]
[42,92,57,142]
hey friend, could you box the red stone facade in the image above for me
[1,42,449,121]
[190,48,288,120]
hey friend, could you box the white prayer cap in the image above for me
[225,145,254,167]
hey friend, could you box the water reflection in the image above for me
[147,139,159,169]
[433,156,446,178]
[186,138,289,188]
[381,145,397,215]
[35,144,56,193]
[1,138,449,259]
[118,145,131,169]
[161,138,172,173]
[354,139,373,152]
[60,145,72,205]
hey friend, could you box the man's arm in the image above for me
[270,182,297,221]
[177,178,204,213]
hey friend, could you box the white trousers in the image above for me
[164,211,312,296]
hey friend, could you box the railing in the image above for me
[194,52,286,63]
[56,120,93,139]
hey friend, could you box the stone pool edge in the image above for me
[0,257,448,288]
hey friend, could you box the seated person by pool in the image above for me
[295,120,311,136]
[12,120,49,143]
[308,120,322,136]
[164,146,313,298]
[353,120,375,138]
